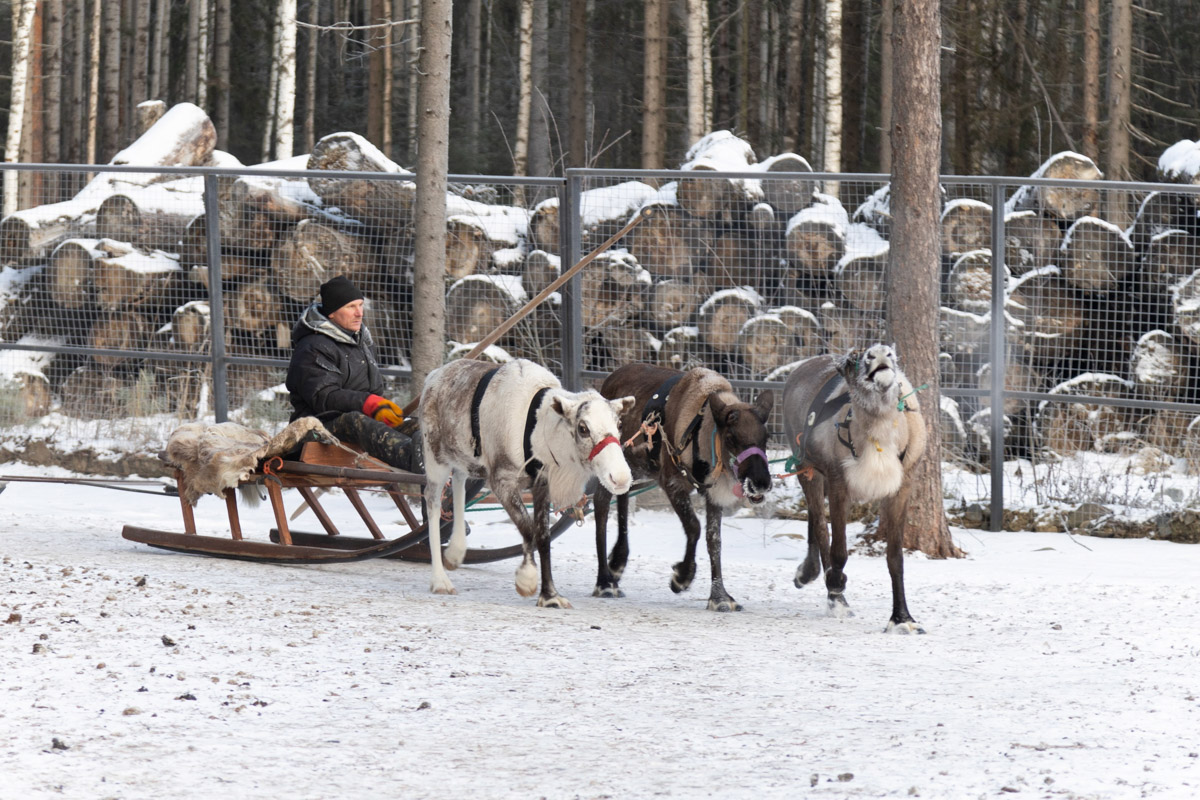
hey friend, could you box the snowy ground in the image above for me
[2,461,1199,800]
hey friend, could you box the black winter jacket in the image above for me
[286,304,383,422]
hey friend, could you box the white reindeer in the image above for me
[419,358,634,607]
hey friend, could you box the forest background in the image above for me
[1,0,1198,209]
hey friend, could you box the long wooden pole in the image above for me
[401,205,653,417]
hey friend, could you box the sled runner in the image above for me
[120,440,578,565]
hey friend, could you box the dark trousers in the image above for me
[325,411,419,472]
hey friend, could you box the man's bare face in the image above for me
[328,299,364,332]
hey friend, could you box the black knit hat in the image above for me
[319,275,364,315]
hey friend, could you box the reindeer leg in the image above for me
[494,478,541,602]
[825,481,854,618]
[703,497,742,612]
[422,460,457,595]
[881,489,924,634]
[530,480,571,609]
[592,485,623,598]
[663,478,700,593]
[442,472,469,569]
[795,473,828,588]
[609,491,631,580]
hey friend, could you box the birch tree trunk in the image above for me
[686,0,709,148]
[273,0,297,159]
[513,0,533,180]
[186,0,199,100]
[405,0,420,159]
[411,0,451,392]
[888,0,960,558]
[566,0,587,167]
[823,0,843,192]
[368,0,390,149]
[3,0,36,216]
[87,0,101,165]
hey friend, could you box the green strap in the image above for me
[897,383,929,411]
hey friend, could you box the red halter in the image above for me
[588,435,621,461]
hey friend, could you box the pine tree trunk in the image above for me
[566,0,587,167]
[100,0,120,160]
[45,0,63,199]
[641,0,668,169]
[888,0,960,557]
[1106,0,1133,226]
[213,0,231,148]
[411,0,452,391]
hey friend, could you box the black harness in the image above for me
[792,372,852,465]
[522,387,551,479]
[469,367,501,458]
[640,373,684,468]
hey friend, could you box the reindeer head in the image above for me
[839,343,908,413]
[708,389,774,504]
[551,392,635,495]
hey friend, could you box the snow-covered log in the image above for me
[95,178,204,252]
[1129,329,1187,402]
[785,196,848,281]
[306,132,415,233]
[1059,216,1136,294]
[676,131,764,220]
[444,274,522,346]
[89,310,153,367]
[832,224,889,312]
[624,200,694,280]
[659,325,702,370]
[1005,267,1085,370]
[697,286,762,355]
[273,219,374,303]
[738,313,800,378]
[648,279,699,331]
[1003,210,1062,275]
[1006,151,1102,222]
[941,199,991,257]
[756,153,815,216]
[946,249,1006,314]
[92,244,182,312]
[1035,373,1133,455]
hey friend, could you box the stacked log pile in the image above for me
[3,108,1200,464]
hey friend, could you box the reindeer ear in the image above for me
[611,395,636,420]
[753,388,774,422]
[550,397,568,418]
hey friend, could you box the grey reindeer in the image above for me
[782,344,928,633]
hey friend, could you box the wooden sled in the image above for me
[121,441,577,565]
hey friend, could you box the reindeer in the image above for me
[592,364,774,611]
[782,344,928,633]
[419,358,634,608]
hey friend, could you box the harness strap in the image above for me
[640,373,684,468]
[470,367,501,458]
[523,387,551,479]
[792,372,851,466]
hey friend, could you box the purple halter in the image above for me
[734,446,768,469]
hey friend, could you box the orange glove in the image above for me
[363,394,404,428]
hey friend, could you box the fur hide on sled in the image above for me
[163,417,334,506]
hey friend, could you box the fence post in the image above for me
[203,174,229,422]
[988,181,1007,532]
[559,171,583,391]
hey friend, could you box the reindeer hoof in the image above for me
[827,594,855,619]
[430,580,457,596]
[538,595,573,609]
[707,598,743,612]
[592,585,625,599]
[670,562,695,593]
[885,620,926,635]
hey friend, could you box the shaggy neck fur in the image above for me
[531,392,601,509]
[840,371,919,503]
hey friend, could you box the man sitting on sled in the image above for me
[286,275,420,473]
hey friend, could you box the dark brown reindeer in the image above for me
[782,344,928,633]
[593,364,774,611]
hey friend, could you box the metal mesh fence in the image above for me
[1,160,1199,529]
